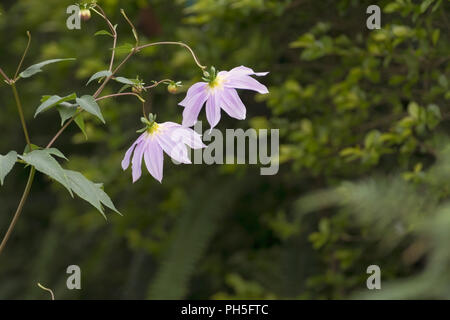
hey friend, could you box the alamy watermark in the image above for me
[66,5,81,30]
[169,121,280,176]
[366,5,381,30]
[66,264,81,290]
[68,4,382,31]
[366,264,381,290]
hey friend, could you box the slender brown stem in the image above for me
[14,31,31,81]
[0,67,10,83]
[93,5,116,38]
[0,167,35,256]
[46,111,80,149]
[136,42,206,70]
[11,83,32,149]
[142,101,147,118]
[0,82,35,257]
[120,9,139,47]
[96,92,144,102]
[93,51,134,98]
[37,283,55,300]
[109,34,117,72]
[93,5,117,71]
[144,79,172,90]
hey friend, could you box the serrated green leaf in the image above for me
[94,30,113,37]
[64,170,121,218]
[76,95,105,124]
[0,151,17,186]
[20,150,73,196]
[35,93,77,117]
[86,70,112,86]
[19,58,75,79]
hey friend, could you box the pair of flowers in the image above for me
[122,66,269,182]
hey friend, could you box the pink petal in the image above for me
[159,121,180,131]
[131,137,147,183]
[228,65,269,77]
[225,74,268,94]
[217,71,228,78]
[181,91,209,127]
[179,82,208,107]
[121,133,146,170]
[206,93,221,130]
[144,139,164,183]
[168,125,206,149]
[219,88,246,120]
[156,131,191,164]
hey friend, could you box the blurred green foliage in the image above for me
[0,0,449,299]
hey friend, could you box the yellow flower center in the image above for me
[147,122,160,135]
[208,75,224,90]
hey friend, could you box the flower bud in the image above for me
[79,9,91,21]
[132,86,142,94]
[167,83,178,94]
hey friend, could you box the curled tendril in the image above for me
[37,283,55,300]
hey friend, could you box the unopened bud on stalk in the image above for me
[79,9,91,21]
[167,83,178,94]
[167,81,182,94]
[132,86,142,94]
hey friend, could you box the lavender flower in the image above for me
[179,66,269,129]
[122,116,205,183]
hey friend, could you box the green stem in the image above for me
[14,31,31,81]
[121,9,139,47]
[93,50,134,98]
[0,167,35,256]
[136,41,206,70]
[96,92,144,102]
[92,5,117,72]
[11,83,32,149]
[37,283,55,300]
[46,111,81,149]
[0,83,35,257]
[144,79,173,89]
